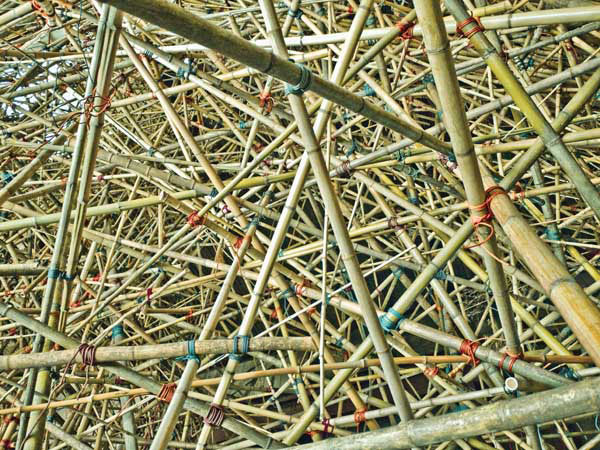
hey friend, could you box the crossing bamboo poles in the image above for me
[3,0,600,448]
[414,0,520,360]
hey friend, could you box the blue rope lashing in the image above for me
[60,272,76,281]
[287,7,303,18]
[334,337,344,348]
[345,140,358,157]
[1,172,14,185]
[379,309,406,333]
[277,249,284,259]
[230,335,250,361]
[317,6,326,16]
[239,120,248,129]
[342,112,352,122]
[112,324,125,339]
[143,49,153,59]
[451,404,469,413]
[363,83,376,97]
[422,73,435,85]
[559,366,580,380]
[146,147,156,157]
[392,268,404,280]
[544,228,560,241]
[434,270,447,281]
[210,187,218,198]
[367,39,377,45]
[519,131,534,139]
[408,196,419,205]
[325,293,331,305]
[176,339,200,363]
[366,15,376,26]
[448,152,457,163]
[47,268,63,280]
[285,63,312,96]
[292,377,303,394]
[279,286,294,300]
[436,110,443,121]
[525,57,535,69]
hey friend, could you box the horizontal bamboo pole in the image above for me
[0,337,314,370]
[295,378,600,450]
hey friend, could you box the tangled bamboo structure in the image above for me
[1,0,600,448]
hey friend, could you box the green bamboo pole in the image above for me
[444,0,600,221]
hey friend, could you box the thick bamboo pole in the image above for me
[294,378,600,450]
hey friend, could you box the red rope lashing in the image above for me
[258,91,274,113]
[204,403,225,427]
[157,383,177,402]
[83,94,112,126]
[295,279,311,297]
[465,185,505,249]
[395,20,415,40]
[8,327,17,336]
[307,307,316,316]
[187,211,206,228]
[354,408,367,431]
[1,440,13,449]
[186,309,194,321]
[498,351,523,373]
[321,418,333,437]
[459,339,480,366]
[270,306,281,321]
[423,366,440,379]
[456,15,484,39]
[78,343,97,367]
[146,288,153,302]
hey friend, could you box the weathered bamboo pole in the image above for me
[294,378,600,449]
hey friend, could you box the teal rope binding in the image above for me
[544,228,560,240]
[379,309,406,333]
[363,83,376,97]
[422,73,435,85]
[112,324,125,340]
[176,339,200,363]
[230,335,250,361]
[285,63,312,95]
[287,7,302,18]
[1,172,14,185]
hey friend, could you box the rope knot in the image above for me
[259,91,274,113]
[459,339,480,366]
[466,185,505,249]
[187,211,207,228]
[395,20,415,40]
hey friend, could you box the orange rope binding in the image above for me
[157,383,177,402]
[459,339,481,366]
[465,185,505,249]
[456,15,484,39]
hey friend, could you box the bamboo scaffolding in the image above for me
[1,0,599,448]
